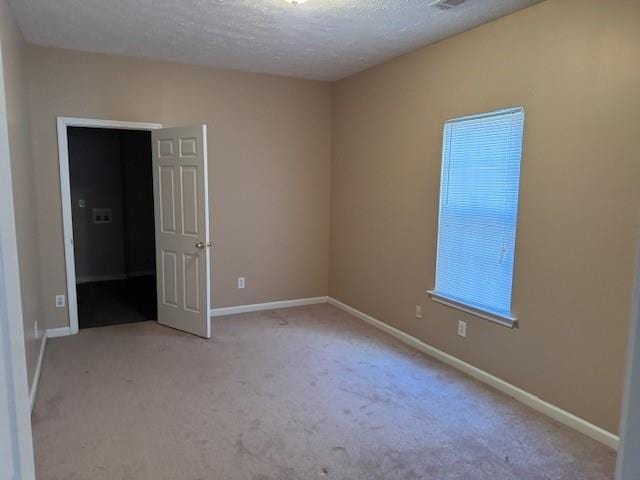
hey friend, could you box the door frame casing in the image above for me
[616,240,640,479]
[0,41,36,479]
[56,117,162,335]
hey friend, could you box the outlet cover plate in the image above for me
[457,320,467,337]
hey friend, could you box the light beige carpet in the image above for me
[32,304,616,479]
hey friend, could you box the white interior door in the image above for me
[152,125,211,338]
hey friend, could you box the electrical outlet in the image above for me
[92,208,112,224]
[237,277,245,289]
[55,294,66,308]
[457,320,467,337]
[415,305,422,319]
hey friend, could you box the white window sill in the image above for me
[427,291,518,329]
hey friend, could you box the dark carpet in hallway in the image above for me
[76,276,156,329]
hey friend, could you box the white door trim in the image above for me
[0,42,36,479]
[57,117,162,335]
[616,240,640,479]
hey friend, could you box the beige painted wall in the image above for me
[0,0,45,387]
[330,0,640,434]
[26,46,332,330]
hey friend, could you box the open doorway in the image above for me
[68,127,156,329]
[58,118,212,338]
[57,118,162,334]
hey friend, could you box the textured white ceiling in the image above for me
[8,0,542,81]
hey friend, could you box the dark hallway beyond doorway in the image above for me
[77,276,157,329]
[67,127,157,330]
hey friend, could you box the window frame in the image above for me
[427,107,525,329]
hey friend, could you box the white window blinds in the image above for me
[431,107,524,321]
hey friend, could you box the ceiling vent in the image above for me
[428,0,466,10]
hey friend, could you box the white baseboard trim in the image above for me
[327,297,619,450]
[210,296,329,317]
[76,273,127,284]
[29,333,47,412]
[46,326,73,338]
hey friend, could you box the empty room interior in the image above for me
[0,0,639,479]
